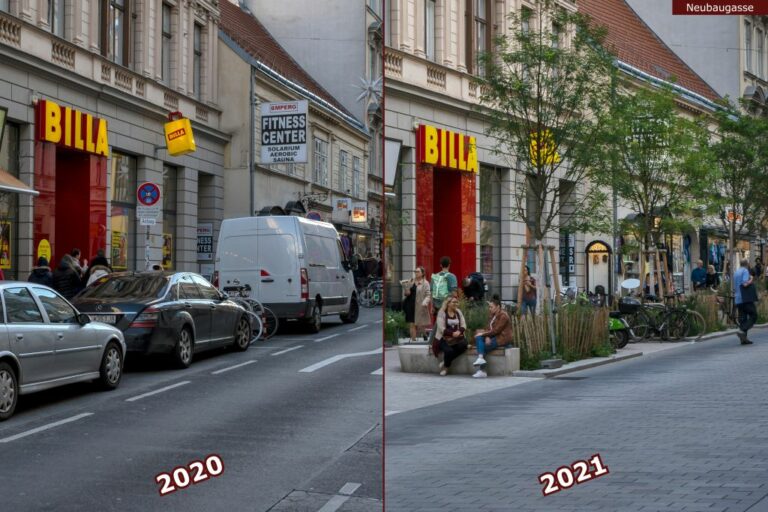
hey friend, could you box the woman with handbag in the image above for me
[433,297,468,376]
[404,267,432,341]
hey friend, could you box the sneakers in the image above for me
[438,361,447,376]
[742,339,754,345]
[738,331,748,343]
[472,356,487,367]
[472,369,487,379]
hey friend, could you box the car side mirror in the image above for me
[77,313,91,325]
[220,292,229,301]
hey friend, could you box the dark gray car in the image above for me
[73,272,252,369]
[0,282,126,421]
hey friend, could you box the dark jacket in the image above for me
[28,266,53,287]
[52,258,82,299]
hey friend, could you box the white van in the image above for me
[213,216,359,332]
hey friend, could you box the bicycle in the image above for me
[223,285,280,341]
[360,280,384,308]
[629,301,705,342]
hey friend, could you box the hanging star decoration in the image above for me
[355,76,383,106]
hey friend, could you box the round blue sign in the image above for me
[137,182,161,206]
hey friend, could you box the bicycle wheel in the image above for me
[260,306,280,340]
[685,310,706,342]
[360,288,375,308]
[661,310,689,341]
[627,310,651,341]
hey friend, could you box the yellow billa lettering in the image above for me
[423,125,438,165]
[44,101,62,144]
[440,129,447,167]
[467,137,478,173]
[85,114,96,153]
[448,132,458,169]
[64,107,72,147]
[458,135,467,171]
[95,119,109,156]
[74,113,84,150]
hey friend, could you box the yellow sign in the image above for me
[162,233,173,270]
[417,124,478,173]
[529,130,561,166]
[37,239,51,262]
[164,113,196,156]
[35,100,109,156]
[0,221,10,270]
[112,230,127,271]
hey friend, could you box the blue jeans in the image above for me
[475,335,498,356]
[521,299,536,316]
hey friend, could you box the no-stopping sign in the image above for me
[137,182,161,225]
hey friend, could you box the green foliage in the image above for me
[591,342,616,358]
[384,309,407,345]
[456,298,489,341]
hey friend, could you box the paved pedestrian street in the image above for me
[386,329,768,512]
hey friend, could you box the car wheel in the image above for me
[98,342,123,390]
[0,362,18,421]
[173,327,194,369]
[340,296,359,324]
[307,304,322,333]
[232,316,251,352]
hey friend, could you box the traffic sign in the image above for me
[137,182,161,222]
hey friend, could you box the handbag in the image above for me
[741,282,758,303]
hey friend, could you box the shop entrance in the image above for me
[586,240,612,297]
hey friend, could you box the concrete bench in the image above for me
[397,343,520,376]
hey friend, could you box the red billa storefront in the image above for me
[415,124,479,281]
[33,99,109,266]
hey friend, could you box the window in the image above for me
[339,150,349,192]
[474,0,489,76]
[162,166,176,270]
[177,275,201,300]
[759,28,764,77]
[425,0,435,61]
[368,0,381,16]
[0,0,8,12]
[313,138,329,186]
[103,0,128,66]
[4,288,43,323]
[193,23,202,100]
[384,0,391,46]
[0,122,18,279]
[305,235,337,268]
[49,0,65,37]
[162,3,172,83]
[746,21,753,72]
[352,156,361,197]
[110,152,137,271]
[191,275,220,300]
[522,7,531,35]
[34,288,78,323]
[479,166,501,294]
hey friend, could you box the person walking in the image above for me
[521,265,537,316]
[705,264,720,290]
[86,255,112,287]
[433,297,467,376]
[52,255,83,299]
[734,258,758,345]
[471,296,514,378]
[755,257,764,282]
[691,259,707,291]
[403,267,431,341]
[28,256,53,287]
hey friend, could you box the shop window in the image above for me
[313,138,328,187]
[48,0,65,37]
[479,166,501,293]
[193,23,203,100]
[161,3,173,84]
[353,156,361,197]
[102,0,131,67]
[425,0,435,61]
[110,152,136,271]
[162,165,176,270]
[0,122,19,280]
[339,150,349,193]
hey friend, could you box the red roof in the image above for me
[219,1,355,119]
[579,0,721,102]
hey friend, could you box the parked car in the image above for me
[0,282,126,421]
[72,272,252,369]
[213,216,359,332]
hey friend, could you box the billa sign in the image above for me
[164,112,196,156]
[417,124,478,173]
[35,99,109,156]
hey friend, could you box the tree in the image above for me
[598,83,713,295]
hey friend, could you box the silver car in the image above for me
[0,282,126,421]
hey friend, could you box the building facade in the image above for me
[218,1,374,259]
[0,0,227,280]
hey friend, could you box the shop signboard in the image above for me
[529,129,561,166]
[37,239,51,263]
[136,182,161,225]
[35,99,109,156]
[112,231,127,270]
[332,197,351,223]
[417,124,478,173]
[351,202,367,223]
[260,100,308,164]
[0,221,10,270]
[197,223,214,261]
[162,233,173,270]
[164,112,196,156]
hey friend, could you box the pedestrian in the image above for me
[69,248,88,278]
[521,265,537,315]
[28,256,53,287]
[691,259,706,291]
[734,258,758,345]
[432,296,467,376]
[427,257,459,346]
[755,257,764,282]
[471,296,514,378]
[462,272,485,302]
[52,255,83,299]
[705,264,720,290]
[403,267,431,342]
[83,248,112,284]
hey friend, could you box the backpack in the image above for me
[431,272,450,301]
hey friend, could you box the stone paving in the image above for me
[385,330,768,511]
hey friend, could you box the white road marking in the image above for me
[385,410,400,417]
[0,413,94,443]
[317,483,362,512]
[125,381,191,402]
[371,367,383,375]
[299,347,383,373]
[314,333,340,343]
[211,360,257,375]
[374,320,383,324]
[346,324,368,332]
[272,345,303,356]
[247,346,280,350]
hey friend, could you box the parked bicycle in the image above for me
[223,285,280,341]
[618,296,705,342]
[359,279,384,308]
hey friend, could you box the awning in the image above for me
[0,169,38,196]
[335,222,378,236]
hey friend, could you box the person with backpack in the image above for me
[426,257,458,345]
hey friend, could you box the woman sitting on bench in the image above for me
[472,296,514,379]
[434,297,468,376]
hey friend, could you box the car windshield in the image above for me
[78,275,170,300]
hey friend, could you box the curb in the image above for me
[696,322,768,341]
[513,352,644,379]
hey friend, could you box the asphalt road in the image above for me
[0,308,383,512]
[386,329,768,512]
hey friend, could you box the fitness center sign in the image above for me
[260,100,308,164]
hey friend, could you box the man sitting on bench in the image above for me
[472,296,514,378]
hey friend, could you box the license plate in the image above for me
[91,314,117,324]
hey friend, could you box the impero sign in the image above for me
[260,100,308,164]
